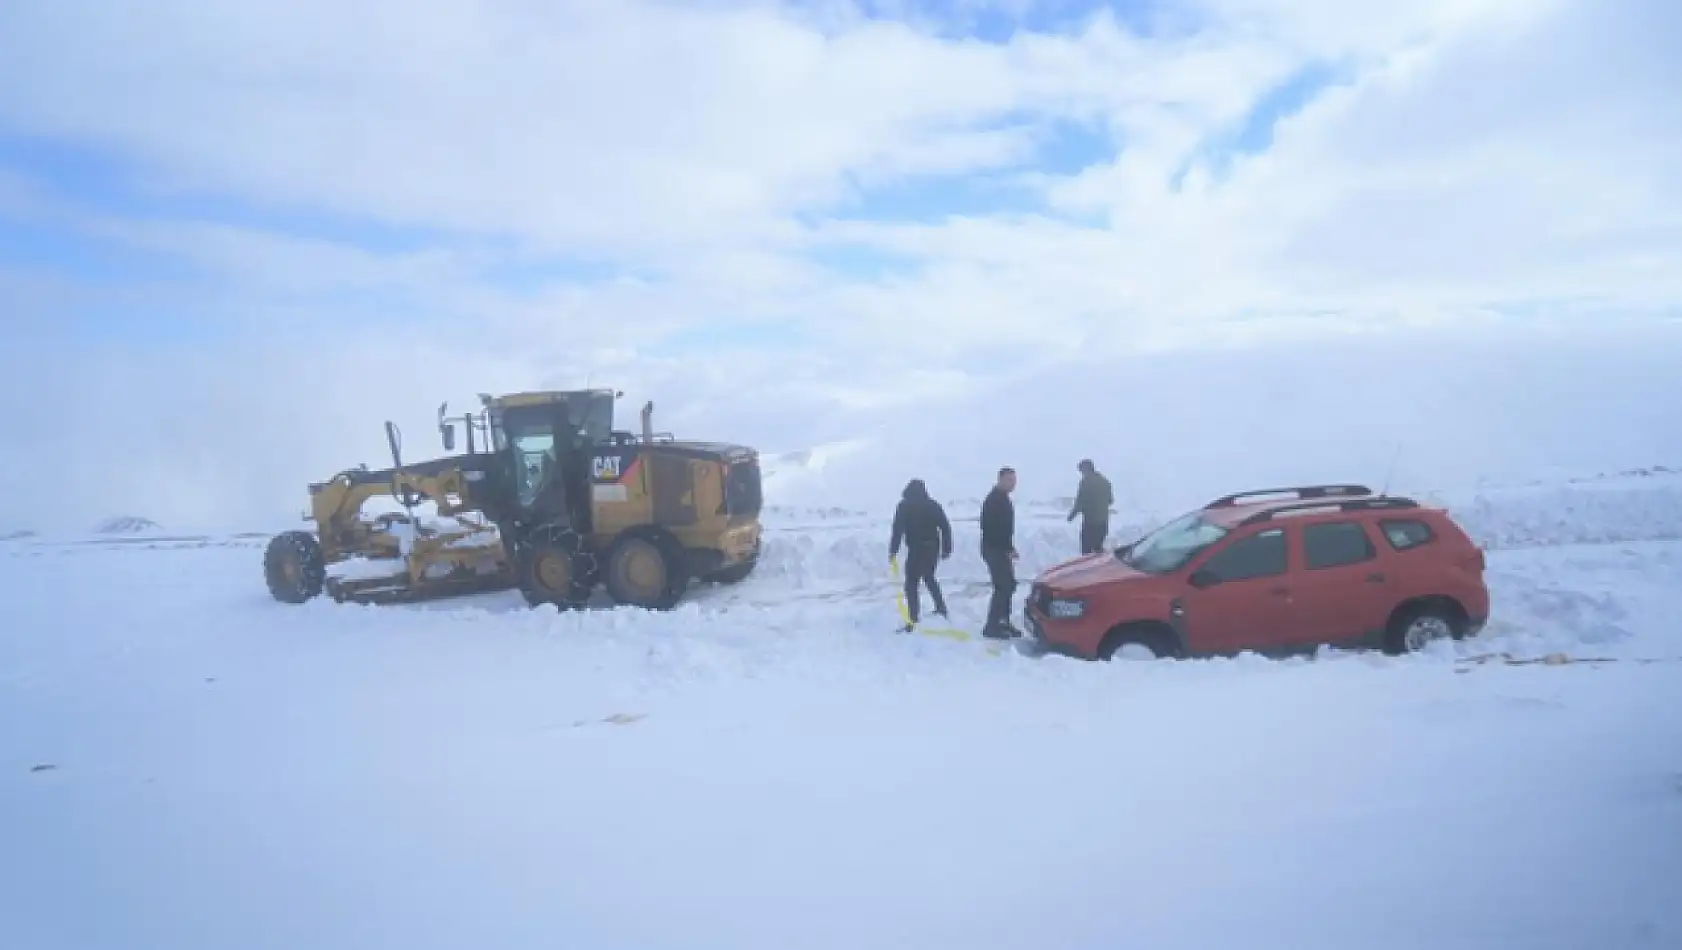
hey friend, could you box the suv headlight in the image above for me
[1048,597,1086,619]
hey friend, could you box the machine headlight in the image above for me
[1048,597,1086,619]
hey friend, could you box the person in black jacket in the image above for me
[889,478,952,630]
[1068,458,1113,554]
[979,466,1020,638]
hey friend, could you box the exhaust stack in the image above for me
[641,401,654,443]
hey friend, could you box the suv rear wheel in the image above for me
[1384,600,1466,655]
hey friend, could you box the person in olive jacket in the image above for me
[1068,458,1114,554]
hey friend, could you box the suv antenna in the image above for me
[1380,441,1402,498]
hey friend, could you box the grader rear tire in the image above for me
[603,529,689,610]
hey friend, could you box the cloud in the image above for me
[0,0,1676,528]
[0,1,1121,255]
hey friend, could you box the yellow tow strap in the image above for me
[889,556,978,643]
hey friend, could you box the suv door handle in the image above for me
[1365,573,1386,583]
[1269,586,1289,597]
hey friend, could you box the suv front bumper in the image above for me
[1023,603,1098,660]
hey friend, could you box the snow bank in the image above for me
[754,325,1682,517]
[753,517,1160,593]
[758,439,872,507]
[1435,477,1682,550]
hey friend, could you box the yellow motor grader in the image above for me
[262,389,763,610]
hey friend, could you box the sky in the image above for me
[0,0,1678,530]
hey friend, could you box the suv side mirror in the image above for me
[1189,569,1220,589]
[1113,542,1134,557]
[441,423,456,453]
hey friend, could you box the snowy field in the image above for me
[4,467,1682,949]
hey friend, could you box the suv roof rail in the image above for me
[1237,496,1419,526]
[1205,484,1373,509]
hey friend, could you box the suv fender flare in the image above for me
[1096,619,1184,661]
[1386,594,1469,632]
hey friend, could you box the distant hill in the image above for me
[94,516,162,536]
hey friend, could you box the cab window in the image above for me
[508,426,557,508]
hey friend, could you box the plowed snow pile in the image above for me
[2,473,1680,949]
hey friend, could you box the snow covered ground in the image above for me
[4,470,1682,948]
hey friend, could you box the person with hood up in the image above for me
[1068,458,1114,554]
[888,478,953,631]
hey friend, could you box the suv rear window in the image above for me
[1303,521,1377,569]
[1379,519,1435,551]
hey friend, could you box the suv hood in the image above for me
[1037,551,1146,591]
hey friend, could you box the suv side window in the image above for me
[1303,521,1377,569]
[1379,519,1435,551]
[1198,528,1287,582]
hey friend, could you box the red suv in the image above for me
[1023,484,1488,661]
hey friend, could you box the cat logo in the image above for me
[592,454,623,481]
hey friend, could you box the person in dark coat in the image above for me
[889,478,952,630]
[979,466,1020,638]
[1068,458,1113,555]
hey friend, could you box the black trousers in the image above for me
[982,546,1016,631]
[1079,516,1110,555]
[902,550,946,623]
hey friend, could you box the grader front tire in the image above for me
[264,530,326,604]
[517,525,596,610]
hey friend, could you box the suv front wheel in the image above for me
[1098,622,1180,661]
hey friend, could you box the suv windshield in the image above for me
[1121,511,1230,574]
